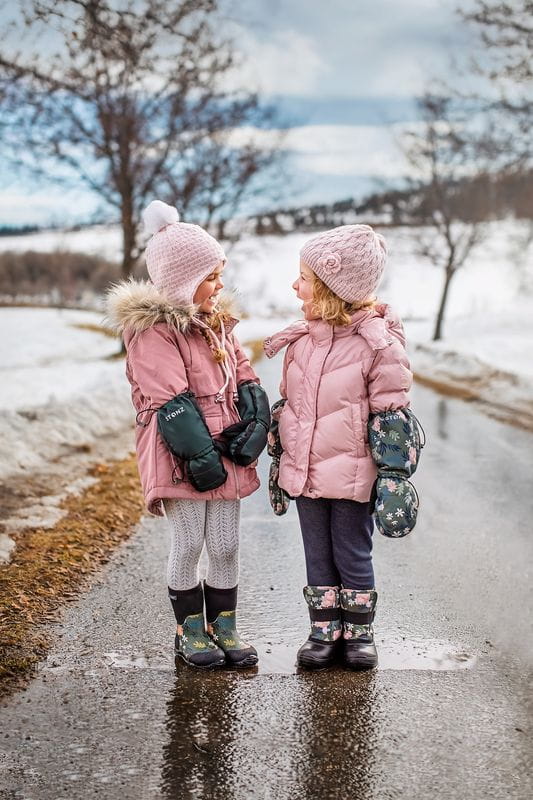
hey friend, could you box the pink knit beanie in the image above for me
[142,200,226,306]
[300,224,387,303]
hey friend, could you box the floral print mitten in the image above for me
[368,408,425,538]
[267,399,291,516]
[374,476,418,538]
[368,408,424,477]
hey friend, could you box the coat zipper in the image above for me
[300,333,335,494]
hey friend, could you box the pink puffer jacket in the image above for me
[106,280,260,515]
[264,304,412,502]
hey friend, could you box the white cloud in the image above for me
[228,28,327,96]
[227,0,477,99]
[228,123,411,178]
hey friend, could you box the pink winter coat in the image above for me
[264,303,412,502]
[106,280,260,515]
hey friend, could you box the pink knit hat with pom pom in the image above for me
[300,224,387,303]
[142,200,226,306]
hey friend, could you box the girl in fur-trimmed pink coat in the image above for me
[106,201,269,670]
[264,225,415,671]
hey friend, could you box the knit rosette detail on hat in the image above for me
[316,251,342,275]
[300,224,387,303]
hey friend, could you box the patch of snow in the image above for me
[0,307,133,482]
[0,533,16,564]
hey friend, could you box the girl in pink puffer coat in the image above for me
[264,224,415,671]
[106,201,269,671]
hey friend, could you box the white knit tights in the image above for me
[163,498,241,591]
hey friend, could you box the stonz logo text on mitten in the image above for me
[164,407,185,421]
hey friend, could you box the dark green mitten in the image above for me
[218,381,271,467]
[158,392,227,492]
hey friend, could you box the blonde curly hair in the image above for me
[196,307,234,362]
[312,275,375,326]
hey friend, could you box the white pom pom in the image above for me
[375,232,388,255]
[142,200,180,235]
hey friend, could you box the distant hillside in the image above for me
[236,169,533,238]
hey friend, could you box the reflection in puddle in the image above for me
[255,639,476,673]
[103,650,169,670]
[101,638,476,675]
[161,666,380,799]
[378,637,476,670]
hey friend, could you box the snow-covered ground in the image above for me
[0,308,133,482]
[0,308,135,561]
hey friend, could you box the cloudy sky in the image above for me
[1,0,478,226]
[229,0,474,101]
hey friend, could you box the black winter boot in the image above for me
[296,586,342,669]
[169,584,225,669]
[204,583,258,668]
[340,588,378,670]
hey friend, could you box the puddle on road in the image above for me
[98,638,476,675]
[103,650,170,670]
[255,639,476,673]
[378,637,477,671]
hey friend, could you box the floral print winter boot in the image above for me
[297,586,342,669]
[169,584,226,669]
[204,583,258,668]
[176,613,227,668]
[340,588,378,670]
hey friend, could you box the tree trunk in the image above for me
[433,266,455,341]
[121,196,137,280]
[217,218,226,240]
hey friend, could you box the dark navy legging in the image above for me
[295,496,374,589]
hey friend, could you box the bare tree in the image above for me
[462,0,532,83]
[460,0,533,168]
[401,93,493,341]
[0,0,280,277]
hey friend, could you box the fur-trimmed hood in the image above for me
[104,278,239,335]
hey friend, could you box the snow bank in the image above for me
[0,308,133,481]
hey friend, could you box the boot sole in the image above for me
[344,658,378,671]
[174,650,226,670]
[297,655,337,670]
[226,653,259,669]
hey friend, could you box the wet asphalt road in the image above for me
[1,354,532,800]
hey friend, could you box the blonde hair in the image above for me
[312,275,375,326]
[197,308,233,362]
[204,308,232,332]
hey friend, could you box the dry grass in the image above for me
[243,338,265,365]
[70,322,118,339]
[414,372,533,433]
[0,455,144,698]
[413,372,480,402]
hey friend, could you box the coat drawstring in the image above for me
[135,406,158,427]
[193,316,231,403]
